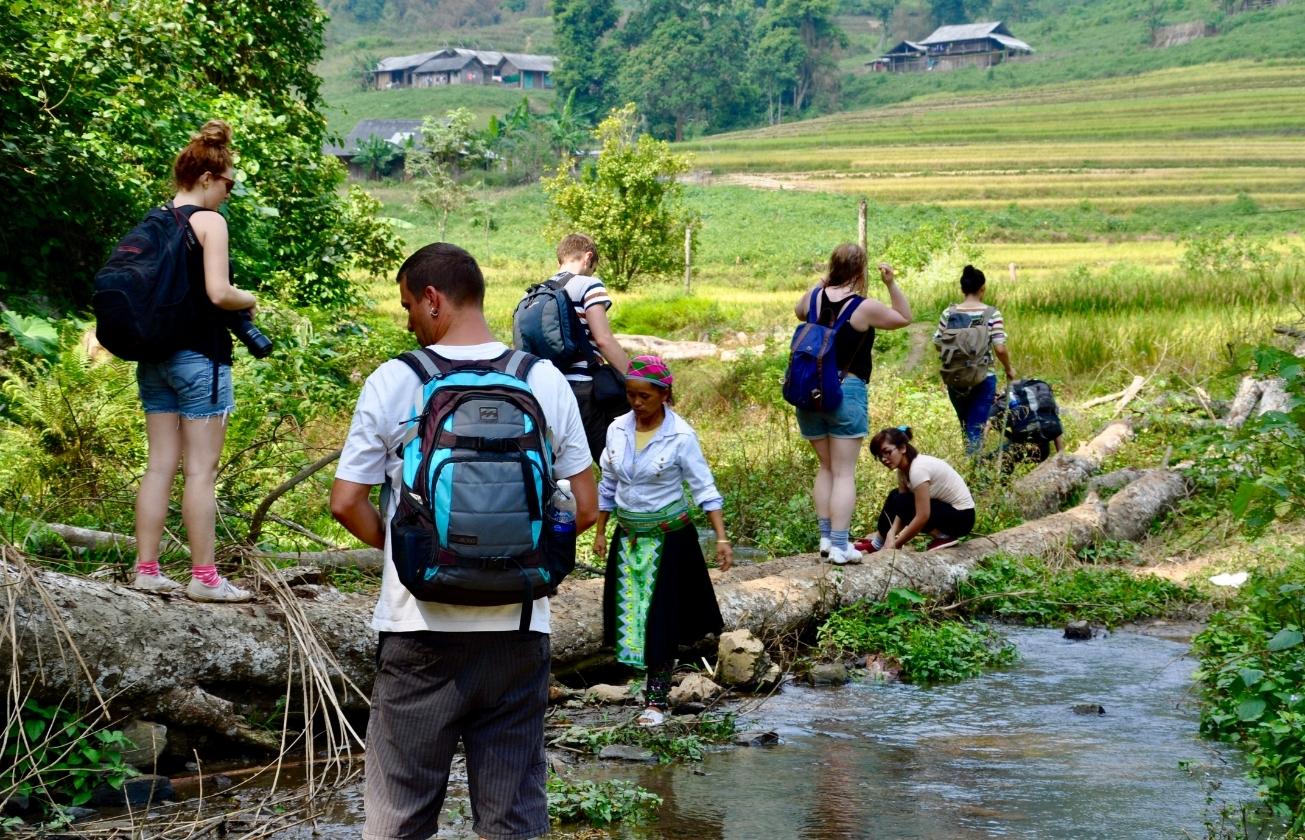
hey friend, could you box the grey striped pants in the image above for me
[363,631,551,840]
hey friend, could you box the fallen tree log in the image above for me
[0,470,1188,750]
[1010,420,1133,519]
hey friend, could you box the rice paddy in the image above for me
[681,62,1305,212]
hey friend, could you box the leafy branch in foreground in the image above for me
[1192,553,1305,832]
[547,775,661,827]
[553,713,735,763]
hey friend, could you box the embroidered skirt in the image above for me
[602,501,724,669]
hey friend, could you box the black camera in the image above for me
[229,310,273,359]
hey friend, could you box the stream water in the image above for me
[258,626,1257,839]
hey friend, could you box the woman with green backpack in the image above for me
[934,264,1016,456]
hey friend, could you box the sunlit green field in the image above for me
[682,62,1305,211]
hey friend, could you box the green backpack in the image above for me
[937,305,995,390]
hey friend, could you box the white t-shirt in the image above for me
[907,454,975,511]
[335,341,592,634]
[552,271,612,381]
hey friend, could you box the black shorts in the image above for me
[363,631,550,840]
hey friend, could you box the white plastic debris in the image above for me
[1209,571,1249,587]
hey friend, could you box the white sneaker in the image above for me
[636,706,665,727]
[132,572,182,593]
[827,545,863,566]
[819,537,831,558]
[187,577,254,603]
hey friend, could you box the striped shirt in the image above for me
[553,271,613,381]
[933,304,1006,371]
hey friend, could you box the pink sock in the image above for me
[191,565,221,587]
[136,560,160,576]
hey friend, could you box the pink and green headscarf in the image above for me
[626,354,673,389]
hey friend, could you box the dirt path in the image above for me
[901,322,933,373]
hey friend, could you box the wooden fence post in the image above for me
[857,198,868,252]
[684,227,693,294]
[1009,262,1018,283]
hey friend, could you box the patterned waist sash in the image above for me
[615,499,693,541]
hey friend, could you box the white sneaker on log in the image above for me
[828,546,862,566]
[187,577,253,603]
[132,573,183,593]
[819,537,831,558]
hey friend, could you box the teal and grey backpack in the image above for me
[389,348,575,630]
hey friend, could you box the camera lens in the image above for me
[229,311,274,359]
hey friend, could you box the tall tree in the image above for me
[930,0,969,26]
[756,0,846,114]
[543,104,693,289]
[551,0,621,115]
[616,0,757,139]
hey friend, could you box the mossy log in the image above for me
[1,469,1186,747]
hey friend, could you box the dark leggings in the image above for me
[645,666,673,710]
[875,490,976,539]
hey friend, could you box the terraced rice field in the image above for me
[682,62,1305,210]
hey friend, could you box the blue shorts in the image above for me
[136,350,234,419]
[796,374,869,440]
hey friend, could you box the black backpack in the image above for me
[92,203,202,362]
[1004,378,1063,444]
[388,348,576,632]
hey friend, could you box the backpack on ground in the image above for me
[782,289,861,413]
[92,203,201,362]
[1004,378,1063,444]
[937,305,996,391]
[512,272,589,366]
[388,348,575,630]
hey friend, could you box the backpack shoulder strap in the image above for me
[805,288,822,324]
[395,348,448,383]
[546,271,575,291]
[502,349,541,381]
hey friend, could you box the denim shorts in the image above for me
[136,350,234,419]
[796,374,869,439]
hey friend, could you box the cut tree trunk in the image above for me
[1011,420,1133,519]
[1,470,1187,748]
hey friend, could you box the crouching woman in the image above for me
[594,356,733,727]
[859,426,976,553]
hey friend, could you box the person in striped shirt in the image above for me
[933,265,1016,455]
[550,233,631,460]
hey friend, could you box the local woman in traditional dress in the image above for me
[594,355,733,727]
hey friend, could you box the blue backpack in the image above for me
[782,289,861,413]
[388,348,575,631]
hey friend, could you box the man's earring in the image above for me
[430,309,438,318]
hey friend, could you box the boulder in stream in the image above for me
[809,662,850,686]
[583,683,638,705]
[1064,620,1094,640]
[1072,703,1106,716]
[733,730,781,747]
[669,673,723,706]
[599,744,658,763]
[716,629,773,687]
[89,773,174,807]
[120,719,168,770]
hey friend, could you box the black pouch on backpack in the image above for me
[590,361,628,410]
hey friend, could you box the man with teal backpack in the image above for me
[330,242,597,840]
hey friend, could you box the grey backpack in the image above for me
[388,348,575,631]
[937,306,995,390]
[512,271,589,365]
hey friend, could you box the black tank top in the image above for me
[174,206,234,366]
[817,290,874,382]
